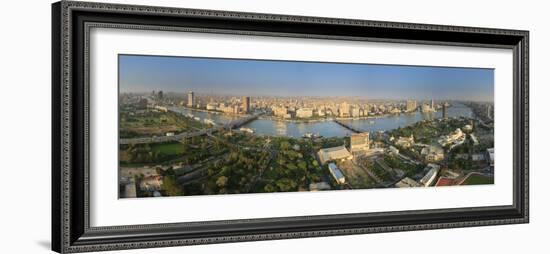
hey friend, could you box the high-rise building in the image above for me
[273,106,288,118]
[421,104,432,113]
[339,102,350,117]
[430,99,435,111]
[242,96,250,113]
[350,132,370,153]
[363,106,369,116]
[406,100,417,112]
[351,107,360,118]
[187,91,194,107]
[442,102,448,119]
[296,108,313,118]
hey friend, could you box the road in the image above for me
[119,128,215,145]
[120,112,264,145]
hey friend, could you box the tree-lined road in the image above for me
[119,113,262,145]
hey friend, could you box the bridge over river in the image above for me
[333,119,364,133]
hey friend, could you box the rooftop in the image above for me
[328,163,345,180]
[318,145,353,164]
[435,177,458,187]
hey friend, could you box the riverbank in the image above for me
[165,104,473,138]
[173,105,424,123]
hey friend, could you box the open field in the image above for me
[337,160,376,189]
[461,174,494,185]
[119,110,209,138]
[151,142,186,155]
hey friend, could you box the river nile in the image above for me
[169,103,473,138]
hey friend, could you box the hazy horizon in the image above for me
[119,54,494,102]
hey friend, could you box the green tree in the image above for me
[311,160,319,167]
[264,184,277,192]
[280,141,291,150]
[276,178,297,192]
[162,175,183,196]
[216,176,229,188]
[297,161,308,171]
[287,163,298,171]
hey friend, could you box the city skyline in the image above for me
[119,54,494,102]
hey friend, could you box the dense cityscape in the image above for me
[118,90,494,198]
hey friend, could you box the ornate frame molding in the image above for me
[52,1,529,253]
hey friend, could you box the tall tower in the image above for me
[187,91,194,107]
[242,96,250,113]
[430,99,435,111]
[442,102,448,119]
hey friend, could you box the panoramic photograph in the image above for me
[118,54,495,198]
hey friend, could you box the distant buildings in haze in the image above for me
[406,100,417,112]
[296,108,313,118]
[178,90,461,123]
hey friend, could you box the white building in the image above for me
[420,164,440,187]
[406,100,417,112]
[239,127,254,134]
[421,104,434,113]
[351,107,360,117]
[153,105,168,112]
[389,146,399,155]
[395,134,415,148]
[390,107,401,114]
[317,146,353,165]
[317,108,326,117]
[206,103,218,111]
[272,106,288,118]
[421,145,444,162]
[339,102,350,117]
[438,128,465,147]
[328,163,346,184]
[296,108,313,118]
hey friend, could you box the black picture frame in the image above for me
[52,1,529,253]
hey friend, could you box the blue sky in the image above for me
[119,54,494,101]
